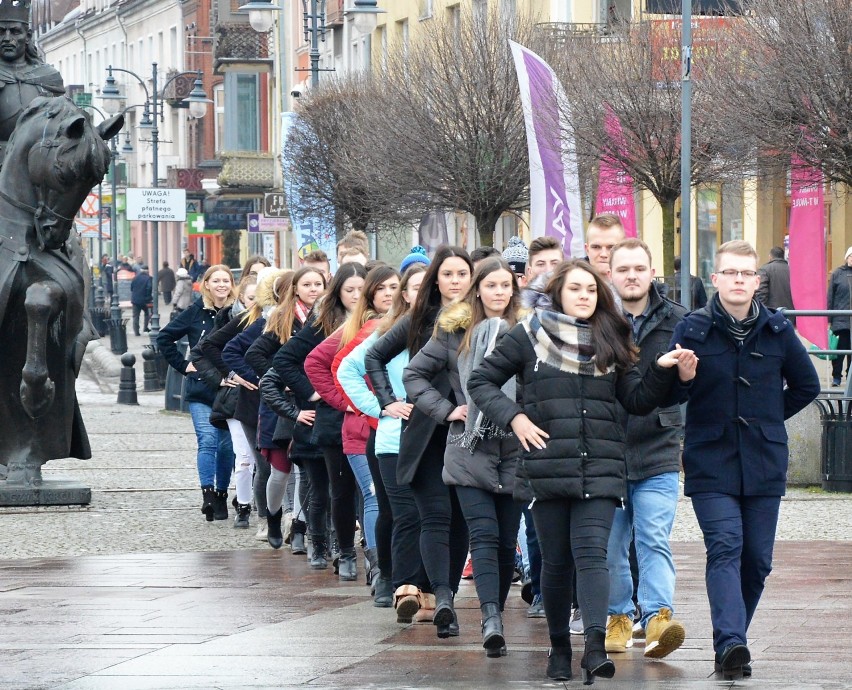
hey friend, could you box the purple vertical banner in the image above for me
[510,41,585,258]
[788,156,827,348]
[595,108,637,237]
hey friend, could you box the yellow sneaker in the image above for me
[605,613,634,652]
[644,607,685,659]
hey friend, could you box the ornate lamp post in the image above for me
[100,65,211,352]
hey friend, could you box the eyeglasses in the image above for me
[716,269,758,279]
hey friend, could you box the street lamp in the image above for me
[100,63,212,354]
[238,1,281,33]
[345,0,386,37]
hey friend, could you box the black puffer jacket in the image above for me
[621,285,687,481]
[828,264,852,332]
[467,320,677,503]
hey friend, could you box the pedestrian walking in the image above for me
[671,240,819,680]
[467,259,695,684]
[130,265,152,335]
[157,265,237,521]
[158,261,176,305]
[171,268,193,319]
[404,258,523,658]
[756,247,795,324]
[365,246,473,639]
[605,239,687,660]
[828,247,852,387]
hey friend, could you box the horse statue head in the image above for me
[0,96,123,252]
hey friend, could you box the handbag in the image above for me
[209,385,238,429]
[811,329,840,361]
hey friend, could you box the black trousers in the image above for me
[366,431,393,577]
[323,444,357,550]
[409,432,469,594]
[377,452,429,590]
[532,497,618,640]
[455,486,521,608]
[301,458,329,542]
[131,303,150,334]
[831,328,851,380]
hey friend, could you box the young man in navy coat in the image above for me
[671,240,819,679]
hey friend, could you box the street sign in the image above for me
[73,92,92,108]
[263,192,287,218]
[247,213,289,233]
[186,213,220,236]
[126,188,187,221]
[81,192,99,215]
[75,218,111,239]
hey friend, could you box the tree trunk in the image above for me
[660,197,676,278]
[474,211,501,248]
[221,229,241,268]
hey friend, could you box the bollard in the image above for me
[142,347,164,392]
[117,353,139,405]
[108,317,127,355]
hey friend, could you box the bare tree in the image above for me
[705,0,852,189]
[544,20,740,275]
[353,10,537,247]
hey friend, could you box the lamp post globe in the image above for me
[239,1,280,33]
[346,0,386,36]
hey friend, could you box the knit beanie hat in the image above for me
[502,236,528,275]
[845,246,852,261]
[400,245,431,273]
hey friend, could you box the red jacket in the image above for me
[305,330,369,455]
[333,320,381,432]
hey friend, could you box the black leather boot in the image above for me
[234,503,251,529]
[310,538,329,570]
[364,547,381,591]
[547,634,572,681]
[373,576,393,608]
[267,508,284,549]
[338,547,358,581]
[480,602,505,658]
[212,490,228,520]
[290,519,307,555]
[581,629,615,685]
[200,486,215,522]
[433,586,456,637]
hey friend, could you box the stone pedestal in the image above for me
[786,400,822,486]
[0,480,91,506]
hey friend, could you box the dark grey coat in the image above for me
[756,258,795,324]
[828,265,852,332]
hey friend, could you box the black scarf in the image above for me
[712,293,759,343]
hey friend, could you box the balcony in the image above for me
[217,151,276,189]
[325,0,345,27]
[214,23,272,73]
[536,22,628,50]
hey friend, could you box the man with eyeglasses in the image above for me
[671,240,819,681]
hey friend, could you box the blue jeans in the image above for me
[188,402,234,491]
[347,453,378,549]
[607,471,679,627]
[690,493,780,654]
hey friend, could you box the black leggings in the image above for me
[377,452,429,590]
[323,444,357,550]
[410,432,469,594]
[532,497,618,639]
[455,486,521,608]
[301,458,329,541]
[367,431,393,577]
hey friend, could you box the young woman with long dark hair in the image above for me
[365,246,473,637]
[272,262,367,569]
[467,259,696,683]
[403,258,522,657]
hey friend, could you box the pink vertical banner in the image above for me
[595,109,637,237]
[788,156,827,348]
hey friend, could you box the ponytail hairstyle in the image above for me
[458,258,520,353]
[545,259,638,372]
[339,264,401,349]
[314,262,368,337]
[376,263,428,336]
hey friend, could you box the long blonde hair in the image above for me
[199,264,237,309]
[239,268,289,327]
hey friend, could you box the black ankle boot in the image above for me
[267,508,284,549]
[547,634,572,681]
[338,547,357,581]
[373,575,393,608]
[212,490,228,520]
[480,602,505,658]
[290,519,307,555]
[364,547,381,591]
[310,538,329,569]
[234,503,251,529]
[581,629,615,685]
[201,486,215,522]
[433,586,456,637]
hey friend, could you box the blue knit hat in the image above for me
[400,245,431,273]
[502,236,528,275]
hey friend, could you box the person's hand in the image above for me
[446,405,468,423]
[383,400,413,419]
[231,374,258,391]
[510,413,549,452]
[184,362,197,373]
[219,378,237,388]
[296,410,315,426]
[656,344,698,382]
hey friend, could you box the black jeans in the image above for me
[831,328,851,380]
[455,486,521,608]
[323,444,357,550]
[409,432,469,594]
[301,458,329,543]
[367,431,393,578]
[377,452,429,590]
[131,303,150,334]
[532,497,618,639]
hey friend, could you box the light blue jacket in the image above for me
[337,331,409,457]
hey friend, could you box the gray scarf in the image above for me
[450,317,516,452]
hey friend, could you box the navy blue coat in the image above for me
[671,304,820,497]
[130,272,152,306]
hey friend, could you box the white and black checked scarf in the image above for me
[523,307,613,377]
[712,293,760,343]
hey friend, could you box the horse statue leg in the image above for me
[20,279,64,420]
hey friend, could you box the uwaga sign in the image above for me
[127,188,187,222]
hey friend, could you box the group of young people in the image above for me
[159,220,819,684]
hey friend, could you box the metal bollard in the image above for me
[142,347,164,392]
[109,317,128,355]
[117,353,139,405]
